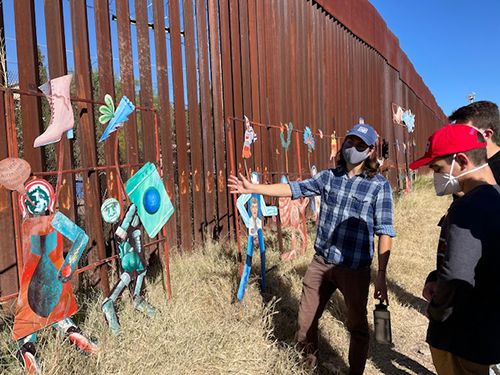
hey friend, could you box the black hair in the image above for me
[449,101,500,143]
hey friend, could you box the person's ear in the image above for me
[455,153,469,170]
[367,146,375,156]
[482,129,493,142]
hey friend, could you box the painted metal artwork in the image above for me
[280,122,293,151]
[402,109,416,133]
[242,115,257,159]
[13,203,97,373]
[19,179,56,218]
[0,157,31,195]
[319,129,324,139]
[98,94,135,142]
[101,199,156,336]
[330,131,338,161]
[303,126,315,151]
[278,176,309,262]
[236,172,277,300]
[309,166,321,222]
[34,74,74,147]
[125,162,174,238]
[392,103,404,125]
[280,122,293,173]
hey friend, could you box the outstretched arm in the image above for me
[236,193,252,227]
[52,212,89,283]
[228,173,292,197]
[260,196,277,217]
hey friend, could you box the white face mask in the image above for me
[433,154,489,196]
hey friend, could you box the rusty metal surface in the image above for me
[1,0,448,301]
[116,0,139,173]
[182,0,204,244]
[169,0,193,250]
[152,0,178,251]
[69,0,109,295]
[13,0,45,172]
[135,0,156,164]
[195,0,216,238]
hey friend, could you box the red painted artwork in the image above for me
[12,215,77,341]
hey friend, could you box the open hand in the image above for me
[228,173,253,194]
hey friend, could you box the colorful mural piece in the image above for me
[278,176,309,262]
[392,103,404,125]
[125,162,174,238]
[330,131,338,161]
[280,122,293,173]
[19,179,56,218]
[0,157,31,195]
[402,109,416,133]
[303,126,315,152]
[236,172,277,300]
[34,74,74,147]
[242,116,257,159]
[98,94,135,142]
[101,199,156,336]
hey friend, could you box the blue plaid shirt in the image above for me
[289,167,396,268]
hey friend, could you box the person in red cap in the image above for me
[410,124,500,374]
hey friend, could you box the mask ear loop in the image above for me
[448,154,458,180]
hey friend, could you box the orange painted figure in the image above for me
[242,115,257,159]
[13,179,97,374]
[278,176,309,262]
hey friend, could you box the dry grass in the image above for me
[0,177,452,374]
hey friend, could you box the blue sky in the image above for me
[369,0,500,117]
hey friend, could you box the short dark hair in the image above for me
[442,132,487,166]
[337,141,380,178]
[448,101,500,143]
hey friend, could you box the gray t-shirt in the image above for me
[426,184,500,365]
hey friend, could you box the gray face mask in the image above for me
[342,145,370,165]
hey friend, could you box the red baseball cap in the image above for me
[409,124,487,169]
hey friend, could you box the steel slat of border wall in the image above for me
[239,0,252,119]
[13,0,45,172]
[135,0,156,164]
[246,0,262,176]
[195,0,216,238]
[263,0,277,183]
[228,0,244,188]
[255,0,268,180]
[207,0,229,240]
[169,0,193,250]
[182,0,205,244]
[116,0,139,174]
[288,0,298,176]
[44,0,78,254]
[152,0,178,250]
[0,0,17,305]
[69,0,109,294]
[218,0,235,237]
[94,0,120,201]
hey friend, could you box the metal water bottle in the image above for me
[373,299,392,344]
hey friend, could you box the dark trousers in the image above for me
[296,254,371,375]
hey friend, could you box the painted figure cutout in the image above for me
[309,166,321,222]
[101,199,156,336]
[19,179,56,218]
[125,162,174,238]
[280,122,293,173]
[402,109,416,132]
[236,172,277,300]
[304,126,315,152]
[34,74,74,147]
[98,94,135,142]
[242,116,257,159]
[278,176,309,262]
[392,103,404,125]
[0,157,31,195]
[14,186,97,374]
[330,131,338,161]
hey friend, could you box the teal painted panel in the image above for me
[125,162,174,238]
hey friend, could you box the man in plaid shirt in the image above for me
[229,122,396,374]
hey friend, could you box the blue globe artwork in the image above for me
[143,187,161,214]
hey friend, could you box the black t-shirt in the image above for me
[488,150,500,184]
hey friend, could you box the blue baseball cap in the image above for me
[346,122,378,146]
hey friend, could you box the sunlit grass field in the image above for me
[0,177,451,374]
